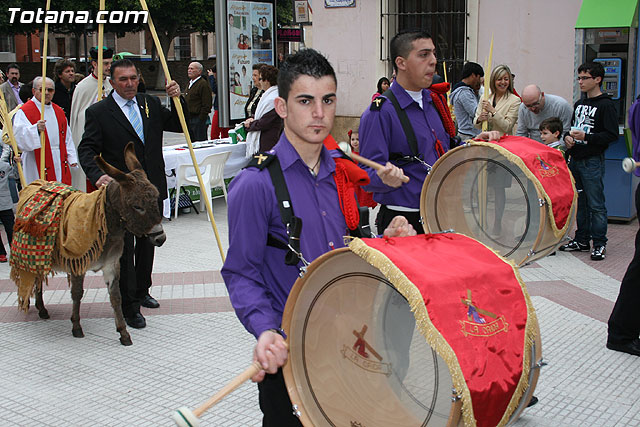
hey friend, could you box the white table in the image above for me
[162,139,249,217]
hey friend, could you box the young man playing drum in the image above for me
[221,49,414,425]
[358,30,455,234]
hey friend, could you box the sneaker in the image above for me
[591,245,606,261]
[559,240,589,252]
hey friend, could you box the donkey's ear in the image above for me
[95,154,128,183]
[123,142,143,172]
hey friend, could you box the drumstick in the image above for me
[173,339,289,426]
[622,157,640,173]
[173,361,262,427]
[346,151,410,183]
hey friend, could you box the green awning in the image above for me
[576,0,638,28]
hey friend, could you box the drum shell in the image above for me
[282,246,541,426]
[421,143,576,266]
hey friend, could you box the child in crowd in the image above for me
[348,130,377,208]
[539,117,567,154]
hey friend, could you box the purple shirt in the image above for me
[221,134,348,338]
[358,81,450,208]
[10,83,20,104]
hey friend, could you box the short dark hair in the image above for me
[6,63,19,73]
[577,61,605,86]
[252,63,265,71]
[390,29,432,73]
[19,80,33,103]
[277,48,336,101]
[377,77,390,94]
[53,59,76,81]
[110,59,136,77]
[539,117,563,135]
[462,62,484,79]
[259,65,278,86]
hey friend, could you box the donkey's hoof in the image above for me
[120,335,133,346]
[38,309,50,319]
[72,328,84,338]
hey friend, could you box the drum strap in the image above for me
[382,89,420,160]
[264,157,306,266]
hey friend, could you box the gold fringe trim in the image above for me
[471,141,578,240]
[348,238,477,427]
[349,237,541,427]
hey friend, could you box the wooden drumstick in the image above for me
[347,151,410,183]
[173,339,289,426]
[173,361,262,427]
[622,157,640,173]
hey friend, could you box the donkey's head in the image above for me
[95,142,166,247]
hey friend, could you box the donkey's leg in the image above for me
[34,279,49,319]
[103,262,132,346]
[70,274,85,338]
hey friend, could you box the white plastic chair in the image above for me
[174,151,231,220]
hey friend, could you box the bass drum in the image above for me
[282,240,541,426]
[421,137,577,266]
[283,248,461,426]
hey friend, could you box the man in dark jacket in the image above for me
[185,62,212,141]
[560,61,618,261]
[51,59,76,121]
[78,59,185,328]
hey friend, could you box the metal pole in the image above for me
[214,0,231,129]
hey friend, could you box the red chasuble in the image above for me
[21,99,72,185]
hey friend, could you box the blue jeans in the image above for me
[569,155,608,247]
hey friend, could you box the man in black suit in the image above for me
[78,58,184,329]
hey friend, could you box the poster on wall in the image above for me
[227,1,275,121]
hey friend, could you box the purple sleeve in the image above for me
[221,170,283,338]
[358,107,396,194]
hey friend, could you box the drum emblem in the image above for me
[341,324,392,376]
[536,155,560,178]
[460,290,509,337]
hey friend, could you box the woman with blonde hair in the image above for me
[474,64,520,135]
[473,65,521,235]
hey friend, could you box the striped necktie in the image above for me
[126,99,144,143]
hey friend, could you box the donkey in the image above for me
[31,143,166,346]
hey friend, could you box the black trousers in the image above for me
[0,209,14,255]
[376,205,425,235]
[189,116,208,142]
[120,231,155,317]
[258,369,302,427]
[608,183,640,343]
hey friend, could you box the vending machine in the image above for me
[575,0,640,220]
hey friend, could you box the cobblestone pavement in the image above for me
[0,184,639,425]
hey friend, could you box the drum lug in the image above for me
[298,265,307,277]
[528,249,536,257]
[451,388,462,402]
[534,358,547,369]
[292,404,301,418]
[538,198,546,207]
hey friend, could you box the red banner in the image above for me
[350,234,538,427]
[487,136,576,232]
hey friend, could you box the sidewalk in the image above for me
[0,195,638,426]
